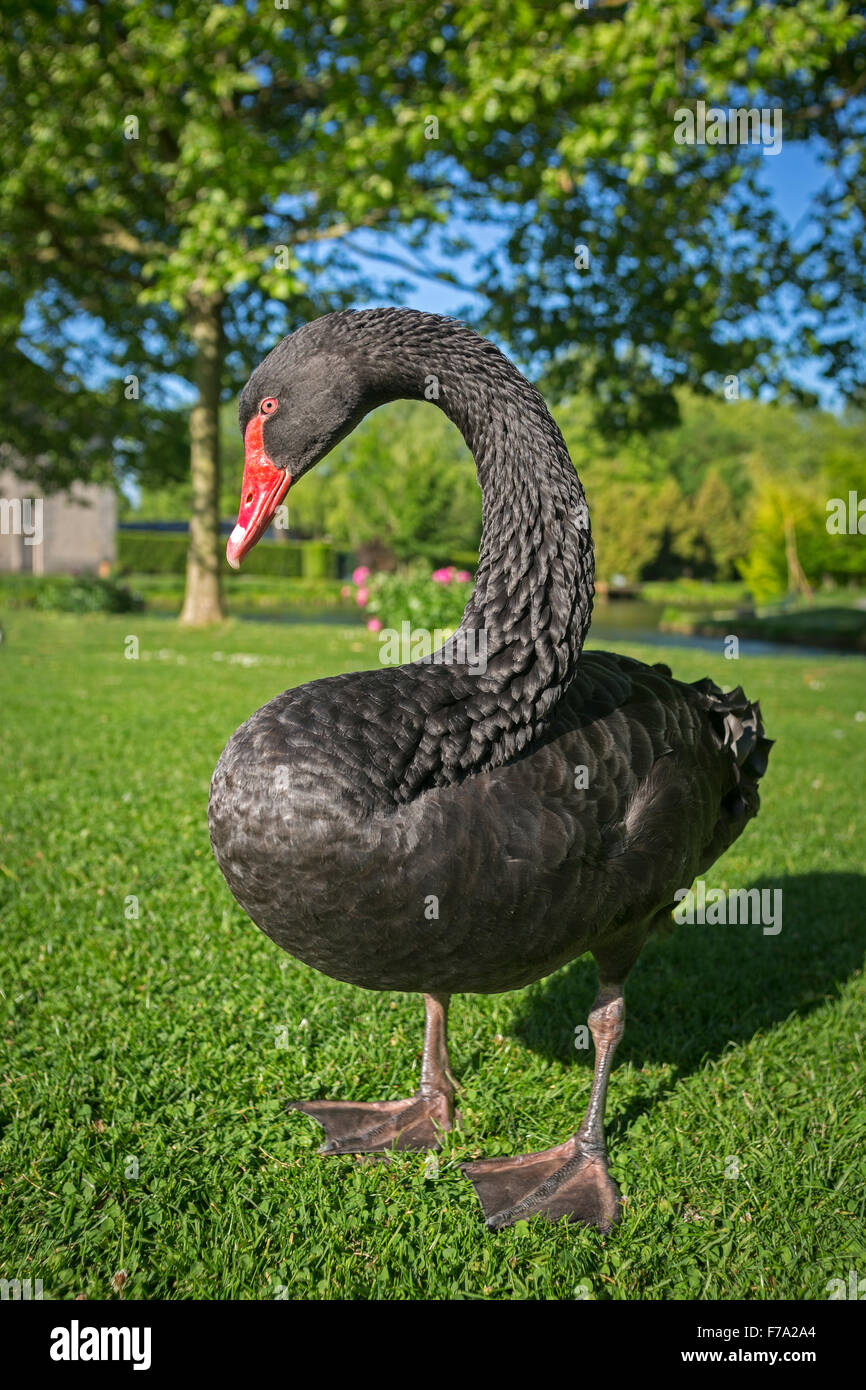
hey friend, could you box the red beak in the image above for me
[226,416,291,569]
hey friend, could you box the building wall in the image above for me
[0,470,116,575]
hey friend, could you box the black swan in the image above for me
[209,308,771,1232]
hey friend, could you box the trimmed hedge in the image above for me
[118,531,187,574]
[298,541,332,580]
[117,530,336,579]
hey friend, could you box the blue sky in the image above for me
[28,134,841,416]
[374,140,839,408]
[103,137,839,508]
[388,147,827,317]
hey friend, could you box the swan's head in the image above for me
[227,322,371,569]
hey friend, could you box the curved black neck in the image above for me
[321,310,594,797]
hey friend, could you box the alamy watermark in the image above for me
[378,622,488,674]
[0,496,43,546]
[1,1277,44,1300]
[49,1321,151,1370]
[826,1269,865,1299]
[826,492,866,535]
[674,101,783,157]
[674,880,782,935]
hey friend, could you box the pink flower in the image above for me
[431,567,451,584]
[366,617,383,633]
[352,565,371,586]
[455,569,472,583]
[340,585,352,599]
[355,588,369,607]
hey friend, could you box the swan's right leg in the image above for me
[287,992,459,1154]
[462,982,625,1232]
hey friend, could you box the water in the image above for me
[153,596,858,659]
[588,598,667,641]
[588,598,860,660]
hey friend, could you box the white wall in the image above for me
[0,470,116,575]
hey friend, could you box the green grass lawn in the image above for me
[1,611,864,1301]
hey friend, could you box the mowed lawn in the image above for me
[0,610,863,1301]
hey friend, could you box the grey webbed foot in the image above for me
[288,1089,457,1154]
[462,1137,621,1232]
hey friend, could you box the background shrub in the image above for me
[0,574,143,614]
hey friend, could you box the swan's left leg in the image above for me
[288,992,459,1155]
[462,981,625,1232]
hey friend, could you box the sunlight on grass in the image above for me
[0,612,863,1300]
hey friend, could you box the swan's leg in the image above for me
[462,982,625,1232]
[287,992,459,1155]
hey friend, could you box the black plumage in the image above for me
[209,309,771,1230]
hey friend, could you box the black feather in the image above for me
[209,309,771,997]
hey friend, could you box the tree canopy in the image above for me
[2,0,865,619]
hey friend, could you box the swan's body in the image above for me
[209,308,771,1231]
[211,652,764,997]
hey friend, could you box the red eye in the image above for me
[260,397,278,415]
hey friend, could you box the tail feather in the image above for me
[692,676,773,866]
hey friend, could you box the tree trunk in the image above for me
[179,292,226,626]
[783,513,812,599]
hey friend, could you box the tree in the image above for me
[316,402,481,562]
[475,3,866,427]
[0,1,503,620]
[3,1,865,621]
[678,470,745,579]
[0,278,188,496]
[741,441,866,600]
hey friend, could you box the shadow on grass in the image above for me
[510,873,866,1081]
